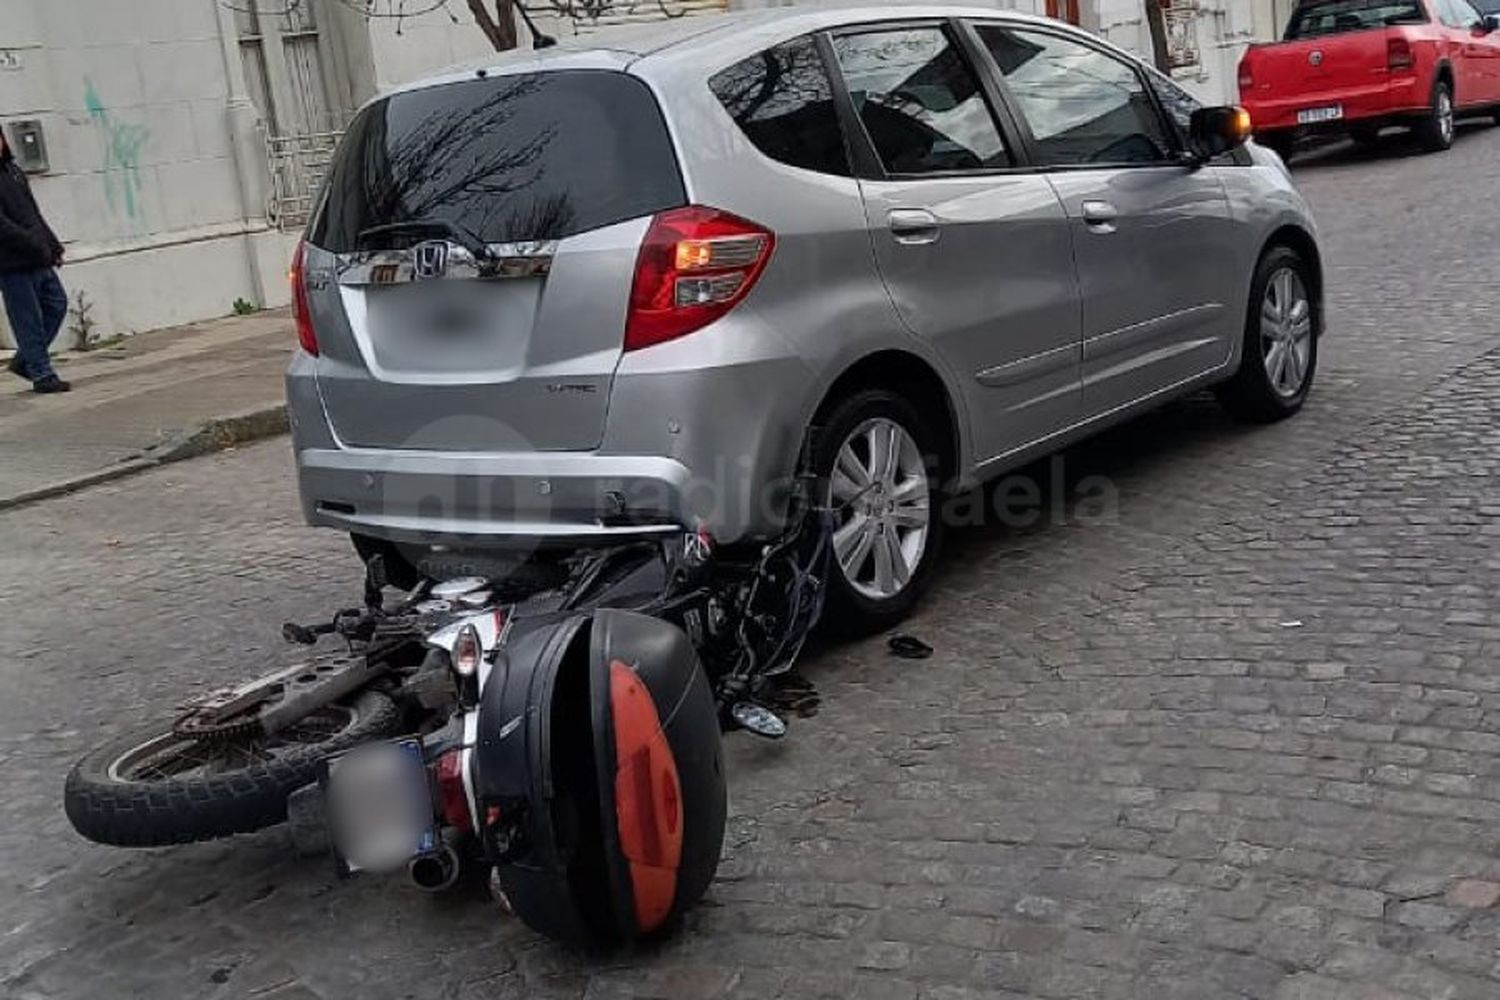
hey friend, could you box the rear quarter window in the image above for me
[310,71,686,252]
[1285,0,1428,38]
[709,35,852,177]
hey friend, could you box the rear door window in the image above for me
[310,71,686,252]
[1284,1,1427,38]
[831,26,1013,175]
[710,35,851,176]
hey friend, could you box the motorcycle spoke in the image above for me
[110,706,358,784]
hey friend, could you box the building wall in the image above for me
[1088,0,1285,105]
[0,0,530,350]
[363,8,500,95]
[0,0,277,348]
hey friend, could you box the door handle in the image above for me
[888,208,941,245]
[1081,200,1119,234]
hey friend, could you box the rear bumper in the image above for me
[1244,75,1426,133]
[286,336,816,549]
[295,446,694,546]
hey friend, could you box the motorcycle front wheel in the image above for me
[64,689,401,847]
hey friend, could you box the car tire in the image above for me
[1215,245,1320,424]
[1415,79,1456,152]
[813,389,944,636]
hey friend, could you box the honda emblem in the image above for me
[412,240,449,280]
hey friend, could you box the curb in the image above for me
[0,404,289,514]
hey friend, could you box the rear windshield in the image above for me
[309,71,685,252]
[1285,0,1427,38]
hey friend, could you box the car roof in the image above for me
[387,3,1065,99]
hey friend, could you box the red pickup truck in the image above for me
[1238,0,1500,159]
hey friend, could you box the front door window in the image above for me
[976,26,1177,166]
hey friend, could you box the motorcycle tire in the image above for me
[64,689,402,847]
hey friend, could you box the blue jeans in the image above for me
[0,267,66,382]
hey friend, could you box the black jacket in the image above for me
[0,146,62,275]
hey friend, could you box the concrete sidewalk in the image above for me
[0,309,293,510]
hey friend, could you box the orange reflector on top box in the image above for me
[609,660,684,932]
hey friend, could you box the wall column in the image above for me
[213,0,272,304]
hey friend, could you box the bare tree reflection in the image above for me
[313,71,685,251]
[317,75,571,247]
[710,36,847,174]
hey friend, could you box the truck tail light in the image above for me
[625,206,775,352]
[1388,36,1415,72]
[290,239,319,356]
[1237,59,1254,94]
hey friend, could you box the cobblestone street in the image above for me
[5,125,1500,1000]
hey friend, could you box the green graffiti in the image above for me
[84,77,149,221]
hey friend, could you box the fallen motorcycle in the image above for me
[64,476,830,946]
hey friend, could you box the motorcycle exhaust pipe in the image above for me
[408,842,461,893]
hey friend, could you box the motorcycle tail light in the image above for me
[435,750,473,834]
[452,624,482,679]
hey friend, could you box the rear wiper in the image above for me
[356,218,492,261]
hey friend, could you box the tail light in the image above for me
[625,206,775,352]
[436,750,473,834]
[1388,36,1415,72]
[289,239,318,356]
[451,624,482,679]
[1237,59,1254,94]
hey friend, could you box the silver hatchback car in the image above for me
[287,5,1322,630]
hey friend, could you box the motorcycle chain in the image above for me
[172,710,264,743]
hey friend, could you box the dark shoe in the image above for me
[6,354,28,381]
[32,375,70,394]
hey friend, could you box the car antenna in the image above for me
[514,4,558,49]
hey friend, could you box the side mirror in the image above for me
[1482,14,1500,33]
[1188,105,1254,161]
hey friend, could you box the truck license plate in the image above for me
[1297,105,1343,125]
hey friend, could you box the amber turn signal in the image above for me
[1229,106,1254,143]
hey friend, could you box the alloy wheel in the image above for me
[1439,89,1455,145]
[1261,267,1313,399]
[828,417,930,601]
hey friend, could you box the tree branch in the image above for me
[466,0,518,51]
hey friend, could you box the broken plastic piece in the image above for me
[888,633,934,660]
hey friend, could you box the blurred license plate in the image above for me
[323,738,437,874]
[1297,106,1343,124]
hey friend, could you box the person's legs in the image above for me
[35,269,67,356]
[0,270,56,381]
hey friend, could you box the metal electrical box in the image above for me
[6,120,48,174]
